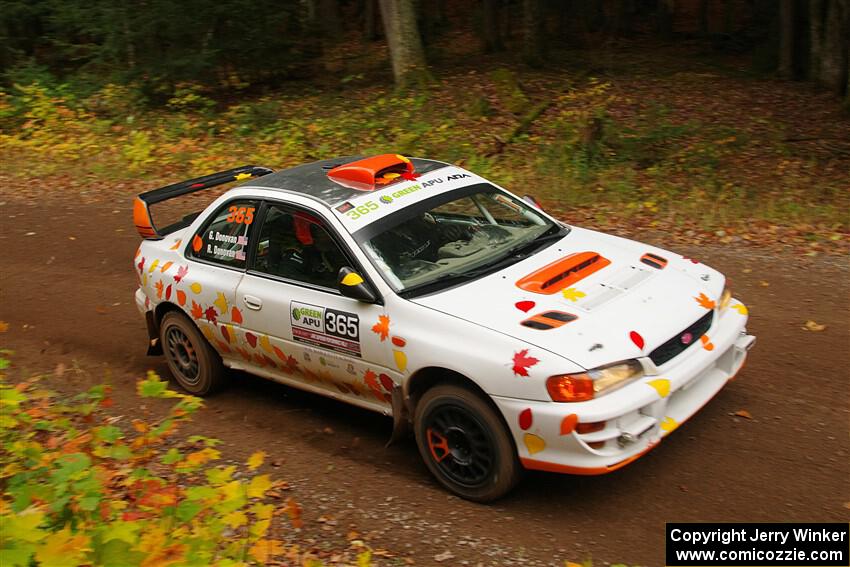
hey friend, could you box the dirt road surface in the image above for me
[1,195,847,566]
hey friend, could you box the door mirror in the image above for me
[337,267,379,303]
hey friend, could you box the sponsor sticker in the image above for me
[290,301,361,357]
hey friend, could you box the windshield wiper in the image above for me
[501,226,566,259]
[398,267,497,298]
[399,226,567,298]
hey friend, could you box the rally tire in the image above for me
[160,311,227,396]
[414,384,521,502]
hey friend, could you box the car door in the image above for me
[182,197,259,362]
[233,200,396,412]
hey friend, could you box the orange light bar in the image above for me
[546,373,594,402]
[326,154,417,191]
[516,252,611,295]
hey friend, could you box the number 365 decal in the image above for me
[227,206,255,225]
[290,301,362,357]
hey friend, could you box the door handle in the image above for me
[243,295,263,310]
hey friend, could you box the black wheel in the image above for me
[160,311,227,396]
[414,384,521,502]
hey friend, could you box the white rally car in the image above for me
[133,154,755,501]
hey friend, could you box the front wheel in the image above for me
[414,384,521,502]
[160,311,227,396]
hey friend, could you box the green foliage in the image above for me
[0,69,846,232]
[490,68,529,114]
[0,364,314,566]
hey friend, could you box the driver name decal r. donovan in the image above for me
[290,301,361,357]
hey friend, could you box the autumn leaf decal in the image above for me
[561,287,586,302]
[732,303,748,315]
[363,369,384,401]
[214,292,229,314]
[694,292,716,310]
[371,315,390,341]
[204,306,218,324]
[511,349,539,377]
[154,280,164,299]
[190,300,203,320]
[173,265,188,283]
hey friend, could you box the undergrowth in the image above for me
[0,352,370,566]
[1,68,847,237]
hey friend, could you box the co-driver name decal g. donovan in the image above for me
[290,301,361,357]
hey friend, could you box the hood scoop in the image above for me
[515,251,611,295]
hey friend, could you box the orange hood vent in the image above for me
[516,252,611,295]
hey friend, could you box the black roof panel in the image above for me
[247,156,450,207]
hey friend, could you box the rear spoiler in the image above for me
[133,165,273,239]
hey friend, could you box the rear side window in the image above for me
[190,199,258,269]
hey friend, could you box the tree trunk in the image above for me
[698,0,710,36]
[820,0,848,93]
[809,0,824,79]
[378,0,430,88]
[319,0,342,37]
[364,0,380,41]
[656,0,674,39]
[481,0,504,52]
[522,0,546,67]
[778,0,794,78]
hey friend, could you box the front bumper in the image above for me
[492,301,755,474]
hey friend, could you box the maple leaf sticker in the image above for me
[363,369,384,401]
[154,280,164,299]
[204,306,218,324]
[173,265,188,283]
[371,315,390,341]
[511,349,539,377]
[694,292,716,310]
[190,301,203,320]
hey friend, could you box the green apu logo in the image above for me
[292,306,322,321]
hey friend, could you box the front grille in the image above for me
[649,311,714,367]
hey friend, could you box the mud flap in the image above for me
[386,385,410,447]
[145,310,163,356]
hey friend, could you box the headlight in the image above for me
[547,360,645,402]
[719,285,732,310]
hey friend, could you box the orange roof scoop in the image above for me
[327,154,418,191]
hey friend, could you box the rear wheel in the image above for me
[414,384,521,502]
[160,311,226,396]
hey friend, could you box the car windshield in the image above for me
[357,185,566,296]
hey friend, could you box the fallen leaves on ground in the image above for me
[803,320,827,332]
[734,409,753,419]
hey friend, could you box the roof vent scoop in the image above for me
[516,252,611,294]
[326,153,418,191]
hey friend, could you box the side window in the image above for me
[252,204,350,289]
[190,199,258,269]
